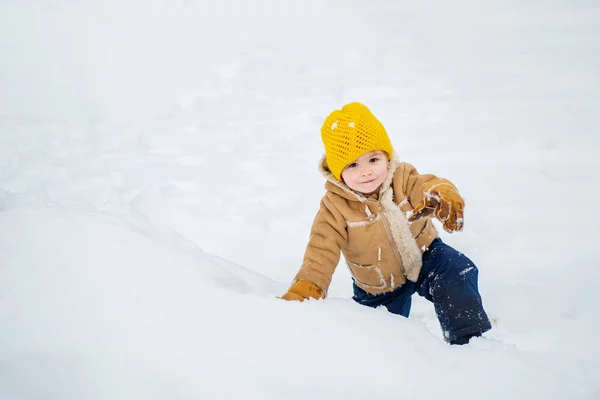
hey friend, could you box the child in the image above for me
[281,102,491,345]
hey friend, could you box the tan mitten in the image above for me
[409,178,465,233]
[281,280,324,301]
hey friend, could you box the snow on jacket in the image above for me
[293,154,444,296]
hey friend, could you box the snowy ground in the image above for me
[1,1,599,399]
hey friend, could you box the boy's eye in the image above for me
[347,162,358,168]
[369,157,379,163]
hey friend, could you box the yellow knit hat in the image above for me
[321,102,393,181]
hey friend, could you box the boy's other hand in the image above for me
[281,280,324,301]
[408,178,464,233]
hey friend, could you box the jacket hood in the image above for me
[318,153,401,202]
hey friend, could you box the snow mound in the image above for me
[0,207,583,399]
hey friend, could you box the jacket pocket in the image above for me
[346,261,388,291]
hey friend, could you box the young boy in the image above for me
[281,102,491,345]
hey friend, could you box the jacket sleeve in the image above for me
[292,196,348,296]
[395,162,440,207]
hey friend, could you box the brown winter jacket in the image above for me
[293,154,447,296]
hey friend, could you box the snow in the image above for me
[1,0,599,399]
[459,266,474,276]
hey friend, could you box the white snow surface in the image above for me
[1,1,599,399]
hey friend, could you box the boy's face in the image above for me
[341,150,389,195]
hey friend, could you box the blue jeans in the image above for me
[352,238,491,344]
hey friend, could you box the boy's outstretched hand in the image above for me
[281,280,324,301]
[408,178,464,233]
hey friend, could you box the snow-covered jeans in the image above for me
[352,238,492,344]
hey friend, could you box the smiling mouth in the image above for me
[361,178,377,184]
